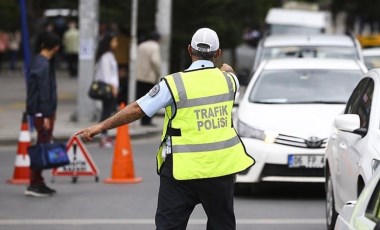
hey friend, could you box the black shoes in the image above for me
[42,184,57,194]
[24,184,56,197]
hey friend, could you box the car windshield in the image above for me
[364,55,380,69]
[249,69,362,104]
[262,46,358,60]
[269,25,322,35]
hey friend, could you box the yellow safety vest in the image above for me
[156,68,255,180]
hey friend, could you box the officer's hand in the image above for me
[220,63,234,73]
[75,124,102,141]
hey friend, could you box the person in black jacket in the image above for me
[25,32,60,197]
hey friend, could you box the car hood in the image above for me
[237,103,345,139]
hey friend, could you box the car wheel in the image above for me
[326,170,338,230]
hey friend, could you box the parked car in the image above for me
[334,167,380,230]
[235,58,366,194]
[357,34,380,49]
[253,34,364,72]
[363,48,380,70]
[265,8,330,35]
[325,68,380,230]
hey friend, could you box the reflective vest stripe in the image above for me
[177,92,235,108]
[172,72,235,109]
[172,72,187,101]
[172,135,241,153]
[223,72,235,93]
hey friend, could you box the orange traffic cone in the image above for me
[7,112,31,184]
[104,103,142,184]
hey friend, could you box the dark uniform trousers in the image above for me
[155,154,236,230]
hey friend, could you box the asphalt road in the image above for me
[0,134,327,230]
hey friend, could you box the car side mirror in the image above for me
[335,114,367,137]
[353,128,367,137]
[335,114,361,133]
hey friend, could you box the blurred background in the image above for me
[1,0,379,74]
[1,0,380,122]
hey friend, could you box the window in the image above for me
[357,80,374,129]
[345,78,369,114]
[262,46,357,61]
[249,69,362,104]
[345,78,374,130]
[364,55,380,69]
[269,25,322,35]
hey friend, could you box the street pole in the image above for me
[77,0,99,122]
[156,0,172,77]
[128,0,138,104]
[19,0,33,130]
[19,0,31,84]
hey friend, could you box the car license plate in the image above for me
[288,154,324,168]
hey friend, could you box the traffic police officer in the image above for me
[77,27,255,230]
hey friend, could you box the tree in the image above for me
[170,0,280,70]
[3,0,282,72]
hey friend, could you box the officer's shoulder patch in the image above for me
[148,84,160,97]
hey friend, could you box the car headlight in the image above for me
[372,159,380,174]
[237,120,278,144]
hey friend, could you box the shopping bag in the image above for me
[28,143,70,169]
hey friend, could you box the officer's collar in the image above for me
[186,60,215,71]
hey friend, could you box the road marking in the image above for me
[0,218,325,225]
[10,102,25,109]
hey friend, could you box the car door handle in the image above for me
[339,143,346,150]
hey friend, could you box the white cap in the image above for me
[191,28,219,52]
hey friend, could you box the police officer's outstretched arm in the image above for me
[76,101,145,141]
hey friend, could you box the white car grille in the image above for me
[275,134,327,148]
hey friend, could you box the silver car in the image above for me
[253,34,364,72]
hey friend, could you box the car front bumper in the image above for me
[237,137,325,183]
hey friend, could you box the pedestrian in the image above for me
[110,23,130,105]
[136,31,161,126]
[34,21,54,54]
[8,30,21,71]
[77,27,255,230]
[242,25,261,48]
[93,33,119,148]
[62,21,79,77]
[0,30,9,74]
[25,32,60,197]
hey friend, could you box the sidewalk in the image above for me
[0,67,163,145]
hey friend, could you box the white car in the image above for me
[253,34,363,71]
[363,48,380,70]
[334,167,380,230]
[235,58,366,193]
[325,68,380,230]
[265,8,330,35]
